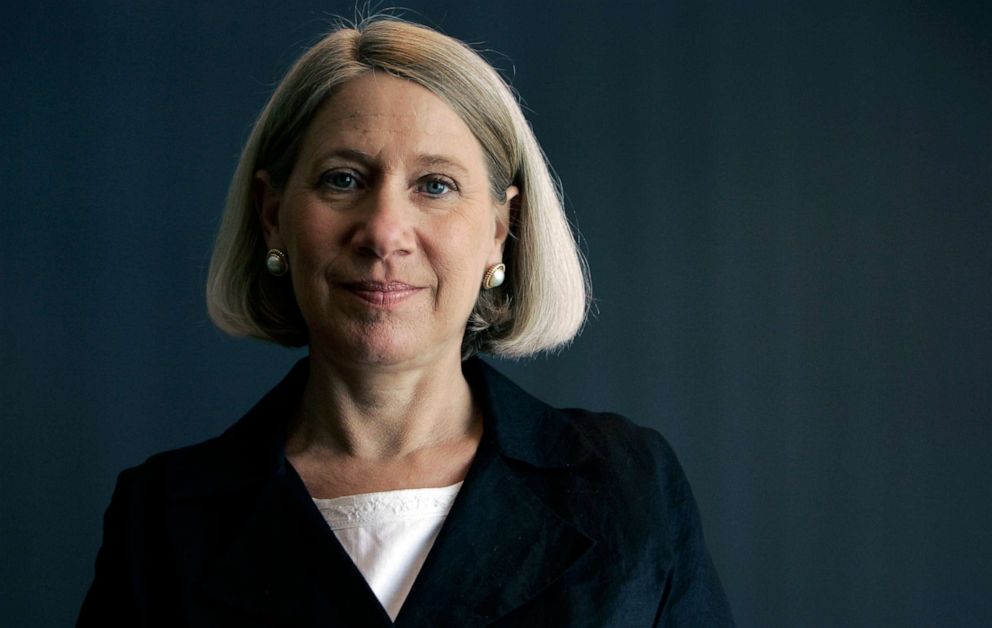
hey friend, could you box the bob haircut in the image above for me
[207,17,589,358]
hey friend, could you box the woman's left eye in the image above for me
[420,177,455,196]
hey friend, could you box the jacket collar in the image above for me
[465,356,596,468]
[175,356,594,499]
[190,356,596,626]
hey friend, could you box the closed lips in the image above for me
[343,281,423,306]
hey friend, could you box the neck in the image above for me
[288,349,477,461]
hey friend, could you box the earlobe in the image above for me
[255,170,283,249]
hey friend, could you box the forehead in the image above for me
[297,72,485,165]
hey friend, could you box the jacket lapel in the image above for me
[195,460,394,626]
[186,360,392,626]
[185,357,597,627]
[395,360,597,628]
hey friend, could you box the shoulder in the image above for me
[114,431,283,508]
[536,407,734,623]
[113,436,225,497]
[558,406,683,472]
[472,358,682,477]
[110,412,286,509]
[471,358,694,505]
[550,406,697,516]
[113,359,305,500]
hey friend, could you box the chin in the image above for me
[344,344,415,367]
[305,308,467,368]
[311,326,430,368]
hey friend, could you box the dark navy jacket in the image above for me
[79,357,734,627]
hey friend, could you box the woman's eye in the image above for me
[421,177,454,196]
[321,171,359,190]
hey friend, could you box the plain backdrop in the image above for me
[2,1,990,626]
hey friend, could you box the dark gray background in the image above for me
[3,1,989,626]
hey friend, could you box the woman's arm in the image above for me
[642,429,735,627]
[77,469,143,626]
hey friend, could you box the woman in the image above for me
[79,17,733,627]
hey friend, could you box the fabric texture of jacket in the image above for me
[78,357,734,627]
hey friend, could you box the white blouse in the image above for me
[312,482,463,621]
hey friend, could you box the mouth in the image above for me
[341,280,424,308]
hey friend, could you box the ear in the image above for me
[255,170,284,250]
[491,184,519,261]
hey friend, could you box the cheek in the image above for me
[435,256,477,294]
[431,220,493,302]
[285,211,345,269]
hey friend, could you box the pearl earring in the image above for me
[482,263,506,289]
[265,249,288,276]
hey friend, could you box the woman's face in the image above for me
[260,72,516,368]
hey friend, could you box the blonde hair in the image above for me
[206,17,589,358]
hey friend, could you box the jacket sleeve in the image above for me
[642,429,735,627]
[77,468,143,627]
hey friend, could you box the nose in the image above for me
[350,183,416,261]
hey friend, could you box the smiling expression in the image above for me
[259,72,516,368]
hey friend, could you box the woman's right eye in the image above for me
[320,171,360,190]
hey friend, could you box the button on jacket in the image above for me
[78,358,734,627]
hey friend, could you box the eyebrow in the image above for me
[315,148,375,166]
[313,148,471,177]
[416,155,470,176]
